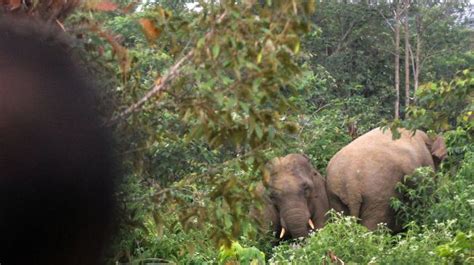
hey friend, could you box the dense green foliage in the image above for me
[59,0,474,264]
[271,213,467,264]
[402,69,473,132]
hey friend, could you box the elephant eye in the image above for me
[268,191,277,200]
[302,183,311,196]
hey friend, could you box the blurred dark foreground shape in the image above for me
[0,17,117,265]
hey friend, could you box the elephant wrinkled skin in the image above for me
[258,154,329,239]
[326,127,447,231]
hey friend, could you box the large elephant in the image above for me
[258,154,329,239]
[326,127,447,231]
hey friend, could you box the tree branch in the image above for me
[408,44,416,80]
[106,11,228,126]
[378,9,395,32]
[333,20,356,55]
[106,50,194,126]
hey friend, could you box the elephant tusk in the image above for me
[308,219,315,230]
[279,228,286,239]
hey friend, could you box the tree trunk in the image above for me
[394,3,401,119]
[414,13,421,92]
[404,1,410,110]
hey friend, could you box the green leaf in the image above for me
[212,44,220,59]
[257,51,263,64]
[255,124,263,140]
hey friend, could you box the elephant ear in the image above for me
[431,136,447,161]
[262,157,279,187]
[254,182,279,233]
[308,165,330,229]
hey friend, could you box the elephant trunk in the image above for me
[280,203,311,238]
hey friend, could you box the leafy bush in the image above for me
[381,221,460,265]
[218,241,265,265]
[391,167,438,228]
[392,151,474,231]
[270,212,390,264]
[442,127,474,173]
[436,231,474,264]
[430,151,474,231]
[404,69,473,132]
[296,108,353,171]
[125,215,218,264]
[271,212,468,264]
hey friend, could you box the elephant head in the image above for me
[428,135,447,167]
[261,154,329,239]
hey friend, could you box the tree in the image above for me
[66,1,318,256]
[306,1,395,126]
[379,0,410,119]
[409,1,471,90]
[404,0,411,109]
[377,0,469,118]
[394,1,402,119]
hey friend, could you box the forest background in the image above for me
[1,0,472,264]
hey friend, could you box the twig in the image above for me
[55,19,66,32]
[106,50,194,126]
[328,251,345,265]
[333,20,356,55]
[313,103,332,114]
[378,9,395,32]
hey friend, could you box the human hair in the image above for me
[0,17,117,265]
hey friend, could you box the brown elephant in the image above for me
[258,154,330,239]
[326,127,447,231]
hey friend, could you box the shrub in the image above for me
[392,151,474,231]
[270,211,390,264]
[381,221,457,264]
[297,108,353,172]
[436,231,474,264]
[270,213,467,264]
[429,151,474,231]
[442,127,474,173]
[218,241,265,265]
[131,218,218,264]
[391,167,438,227]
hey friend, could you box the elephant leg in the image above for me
[328,192,349,215]
[359,198,394,231]
[346,193,363,220]
[348,201,362,219]
[329,191,364,225]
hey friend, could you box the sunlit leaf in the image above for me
[139,18,161,43]
[212,44,220,59]
[6,0,21,10]
[90,0,118,11]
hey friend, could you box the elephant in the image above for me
[257,154,330,239]
[326,127,447,231]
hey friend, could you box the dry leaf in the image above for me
[328,251,345,265]
[92,26,130,76]
[155,76,162,86]
[123,0,139,13]
[139,18,161,43]
[3,0,22,10]
[92,0,118,11]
